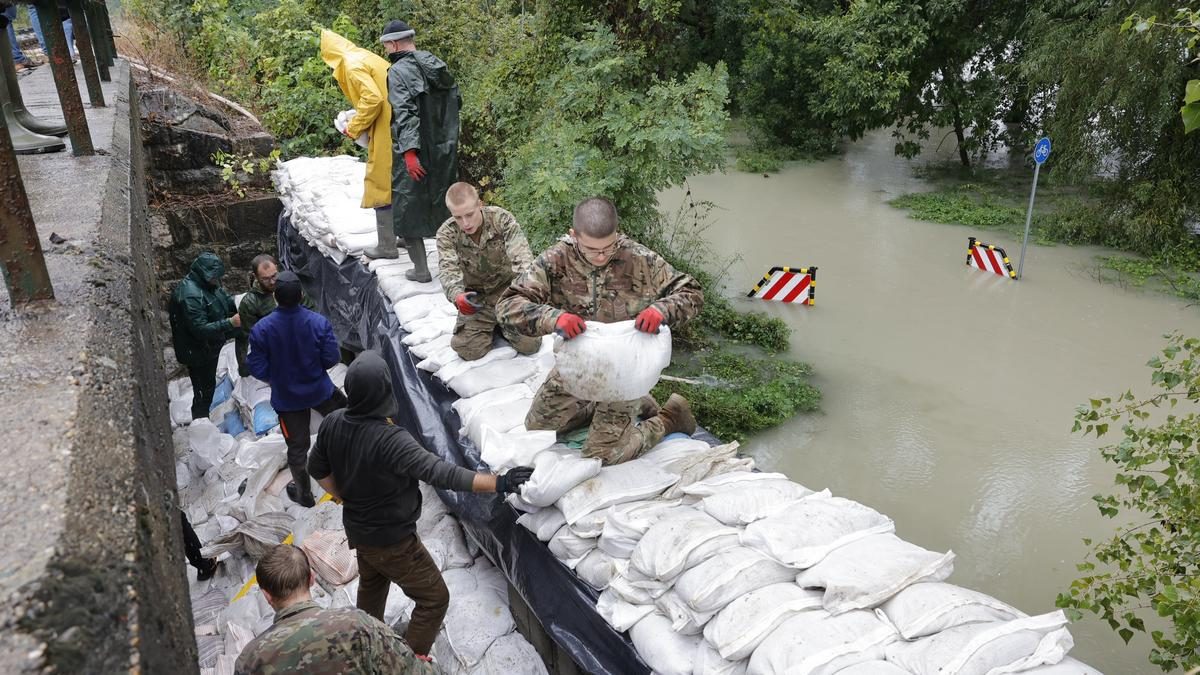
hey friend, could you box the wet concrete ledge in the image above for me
[0,61,196,672]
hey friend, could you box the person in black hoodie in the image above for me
[308,350,532,660]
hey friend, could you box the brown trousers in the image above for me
[354,534,448,656]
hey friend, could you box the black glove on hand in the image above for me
[495,466,534,495]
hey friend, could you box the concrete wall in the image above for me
[0,62,197,674]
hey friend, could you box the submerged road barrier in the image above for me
[746,266,816,305]
[966,237,1017,280]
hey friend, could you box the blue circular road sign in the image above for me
[1033,137,1052,165]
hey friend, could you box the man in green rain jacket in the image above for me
[380,18,460,283]
[169,252,241,419]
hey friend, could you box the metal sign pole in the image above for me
[1018,137,1052,280]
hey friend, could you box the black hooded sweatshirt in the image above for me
[308,351,475,548]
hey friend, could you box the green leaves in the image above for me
[1182,80,1200,134]
[1064,332,1200,670]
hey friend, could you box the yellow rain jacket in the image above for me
[319,30,393,209]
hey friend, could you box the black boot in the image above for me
[286,465,316,508]
[404,237,432,282]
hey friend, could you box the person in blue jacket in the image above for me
[248,271,346,507]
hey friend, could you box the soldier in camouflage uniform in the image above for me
[234,544,433,675]
[497,197,703,465]
[436,182,542,360]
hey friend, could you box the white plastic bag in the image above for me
[629,510,740,583]
[740,493,895,569]
[746,609,898,675]
[556,459,678,524]
[880,582,1025,640]
[516,506,567,542]
[699,478,813,526]
[629,612,702,675]
[673,547,795,615]
[299,529,358,586]
[333,109,369,148]
[520,447,602,508]
[796,534,955,614]
[554,320,672,402]
[704,583,825,661]
[883,611,1074,675]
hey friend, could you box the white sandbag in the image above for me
[596,587,656,631]
[189,419,236,473]
[465,396,532,445]
[403,317,455,346]
[884,611,1074,675]
[409,333,453,360]
[416,483,451,538]
[629,612,702,675]
[474,633,550,675]
[299,529,358,586]
[1019,657,1103,674]
[452,383,533,430]
[436,346,517,383]
[680,471,789,499]
[516,506,567,542]
[568,508,610,538]
[575,549,618,590]
[880,582,1025,640]
[423,514,474,570]
[234,433,287,470]
[480,427,557,471]
[547,525,596,569]
[221,621,255,661]
[832,661,912,674]
[393,294,447,325]
[556,459,678,524]
[629,510,740,583]
[796,534,955,614]
[442,588,516,671]
[740,494,895,569]
[418,344,460,373]
[704,583,825,661]
[694,640,748,675]
[662,453,755,500]
[176,461,193,490]
[638,436,713,471]
[674,547,796,615]
[171,395,193,427]
[520,448,602,508]
[599,499,689,559]
[449,357,539,398]
[656,589,718,635]
[201,511,295,560]
[169,376,193,401]
[608,568,663,605]
[747,609,898,675]
[699,478,814,526]
[554,321,672,402]
[384,583,416,626]
[379,274,442,302]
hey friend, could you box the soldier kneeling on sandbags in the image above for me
[496,196,703,466]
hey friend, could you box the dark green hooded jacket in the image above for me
[387,49,460,239]
[169,252,238,366]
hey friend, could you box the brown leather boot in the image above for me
[656,393,696,437]
[638,395,660,419]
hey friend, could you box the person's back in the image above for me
[248,305,338,410]
[169,252,237,366]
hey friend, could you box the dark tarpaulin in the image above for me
[278,214,651,675]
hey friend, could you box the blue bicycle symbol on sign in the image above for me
[1033,137,1052,165]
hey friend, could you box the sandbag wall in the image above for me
[273,155,1103,675]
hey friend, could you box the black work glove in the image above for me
[495,466,534,495]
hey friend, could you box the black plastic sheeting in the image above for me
[278,214,651,674]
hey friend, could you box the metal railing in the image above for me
[0,1,116,306]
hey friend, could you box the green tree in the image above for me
[1059,333,1200,672]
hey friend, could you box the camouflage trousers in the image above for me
[525,368,666,465]
[451,306,541,361]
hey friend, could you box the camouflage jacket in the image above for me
[233,601,433,675]
[435,205,533,305]
[497,234,704,337]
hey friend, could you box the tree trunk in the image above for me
[952,100,971,169]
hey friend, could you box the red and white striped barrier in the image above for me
[746,266,816,305]
[966,237,1016,279]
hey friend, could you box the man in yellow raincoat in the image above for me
[319,30,399,259]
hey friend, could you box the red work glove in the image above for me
[635,306,664,333]
[403,149,426,181]
[455,292,480,315]
[555,313,587,339]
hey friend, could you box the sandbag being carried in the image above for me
[746,609,898,675]
[704,583,825,661]
[884,611,1074,675]
[554,320,672,402]
[880,581,1025,641]
[796,533,955,614]
[740,493,894,569]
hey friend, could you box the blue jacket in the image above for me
[247,305,340,412]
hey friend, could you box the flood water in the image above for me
[659,132,1199,674]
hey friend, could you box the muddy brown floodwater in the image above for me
[659,132,1200,674]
